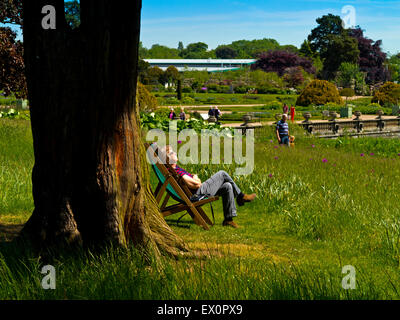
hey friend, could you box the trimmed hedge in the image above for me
[371,82,400,106]
[296,80,343,106]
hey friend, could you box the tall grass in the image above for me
[1,119,400,299]
[0,120,34,223]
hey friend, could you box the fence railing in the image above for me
[300,111,400,137]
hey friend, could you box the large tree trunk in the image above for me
[20,0,186,257]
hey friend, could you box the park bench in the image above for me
[145,142,218,230]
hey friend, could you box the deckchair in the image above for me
[145,142,219,230]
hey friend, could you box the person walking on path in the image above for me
[179,107,186,121]
[208,106,215,118]
[215,106,221,123]
[168,107,176,120]
[283,103,289,115]
[276,114,290,146]
[290,105,296,123]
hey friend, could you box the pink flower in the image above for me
[360,153,365,157]
[274,156,279,160]
[178,140,182,144]
[274,146,278,149]
[311,144,315,148]
[268,173,273,178]
[322,158,328,163]
[370,153,374,156]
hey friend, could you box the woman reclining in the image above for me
[159,145,256,228]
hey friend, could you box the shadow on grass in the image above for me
[165,217,196,229]
[0,223,24,243]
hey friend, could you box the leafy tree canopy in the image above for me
[308,14,344,54]
[320,33,360,80]
[65,0,80,29]
[251,50,316,77]
[0,0,22,25]
[0,26,26,97]
[215,45,238,59]
[146,44,181,59]
[348,27,389,84]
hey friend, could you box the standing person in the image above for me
[276,114,290,146]
[290,105,296,123]
[168,107,176,120]
[159,145,256,229]
[179,107,186,121]
[208,106,215,118]
[215,106,221,123]
[283,103,289,115]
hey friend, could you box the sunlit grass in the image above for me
[1,119,400,299]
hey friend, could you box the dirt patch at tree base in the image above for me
[0,224,24,242]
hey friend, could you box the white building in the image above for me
[143,59,256,72]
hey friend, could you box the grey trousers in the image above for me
[195,170,242,220]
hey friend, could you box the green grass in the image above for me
[1,119,400,299]
[0,120,34,224]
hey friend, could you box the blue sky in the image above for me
[141,0,400,54]
[3,1,399,55]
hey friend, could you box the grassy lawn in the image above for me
[1,118,400,299]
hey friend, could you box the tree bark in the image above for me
[20,0,187,257]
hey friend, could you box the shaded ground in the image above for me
[0,224,23,242]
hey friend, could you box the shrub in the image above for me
[191,111,202,120]
[340,88,355,97]
[154,107,170,117]
[165,97,180,105]
[367,103,381,109]
[137,82,158,111]
[182,87,193,93]
[234,86,248,94]
[217,85,231,93]
[207,84,218,93]
[163,94,176,98]
[257,86,285,94]
[296,80,343,106]
[262,100,281,110]
[181,96,195,104]
[371,82,400,106]
[324,102,342,111]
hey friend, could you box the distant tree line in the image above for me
[139,38,299,60]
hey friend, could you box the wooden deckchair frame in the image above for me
[145,142,219,230]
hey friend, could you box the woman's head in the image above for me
[159,145,178,165]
